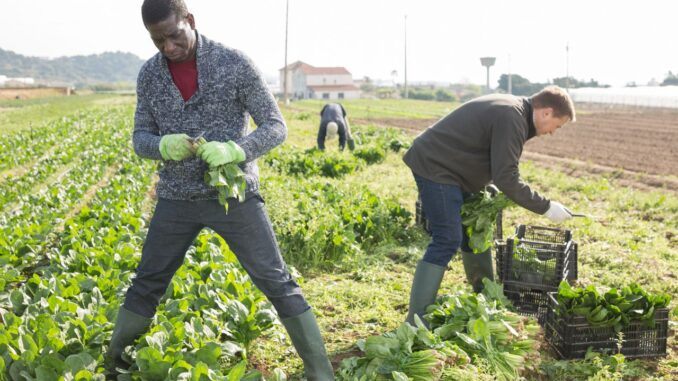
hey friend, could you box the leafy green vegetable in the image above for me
[193,137,247,213]
[337,281,539,381]
[556,281,671,331]
[426,285,539,381]
[461,190,515,253]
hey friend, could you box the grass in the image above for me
[3,95,675,380]
[0,93,134,133]
[287,98,458,119]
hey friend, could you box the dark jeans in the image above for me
[123,193,308,319]
[414,174,472,267]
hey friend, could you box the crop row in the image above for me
[0,111,108,172]
[1,108,275,380]
[0,110,134,283]
[0,109,125,210]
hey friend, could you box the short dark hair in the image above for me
[142,0,189,25]
[531,85,576,122]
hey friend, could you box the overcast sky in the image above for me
[2,0,676,87]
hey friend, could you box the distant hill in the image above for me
[0,48,146,87]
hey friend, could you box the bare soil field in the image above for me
[525,106,678,177]
[355,105,678,192]
[0,87,72,100]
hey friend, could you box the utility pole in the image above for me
[565,42,570,92]
[404,15,408,99]
[508,54,512,95]
[283,0,290,104]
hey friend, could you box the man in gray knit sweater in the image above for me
[105,0,334,378]
[403,86,576,325]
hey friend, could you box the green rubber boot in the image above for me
[281,309,334,380]
[405,260,446,326]
[347,138,356,151]
[104,306,152,373]
[461,249,494,293]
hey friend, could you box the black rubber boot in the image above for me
[461,249,494,293]
[405,260,446,326]
[281,309,334,380]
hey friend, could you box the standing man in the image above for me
[105,1,334,379]
[403,86,576,325]
[317,103,355,151]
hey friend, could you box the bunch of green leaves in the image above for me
[425,280,540,381]
[556,281,671,332]
[510,242,556,285]
[337,280,540,381]
[461,190,515,253]
[336,319,451,380]
[193,137,247,213]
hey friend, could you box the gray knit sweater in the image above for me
[133,32,286,200]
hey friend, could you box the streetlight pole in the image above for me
[283,0,290,105]
[404,15,408,99]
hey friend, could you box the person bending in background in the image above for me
[317,102,355,151]
[402,85,577,325]
[104,0,334,379]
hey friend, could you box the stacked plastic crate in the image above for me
[495,225,578,324]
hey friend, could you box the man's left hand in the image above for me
[197,140,246,167]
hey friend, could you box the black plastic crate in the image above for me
[517,225,578,280]
[516,225,572,244]
[544,293,669,359]
[502,282,554,324]
[496,225,577,281]
[497,237,576,288]
[415,196,431,235]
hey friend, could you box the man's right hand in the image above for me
[159,134,193,161]
[544,201,572,223]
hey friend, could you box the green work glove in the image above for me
[196,140,246,167]
[159,134,193,161]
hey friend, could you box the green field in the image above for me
[0,95,676,380]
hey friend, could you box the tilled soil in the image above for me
[354,106,678,193]
[524,108,678,177]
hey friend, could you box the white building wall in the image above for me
[305,74,353,86]
[310,90,361,100]
[291,70,308,98]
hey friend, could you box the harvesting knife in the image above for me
[564,207,597,219]
[189,131,206,144]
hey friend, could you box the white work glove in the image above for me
[543,201,572,223]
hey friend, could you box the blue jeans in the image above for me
[414,174,472,267]
[124,193,308,319]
